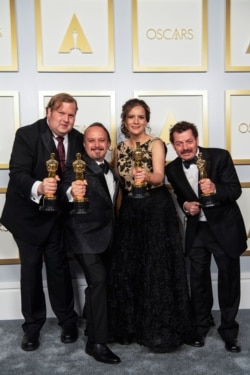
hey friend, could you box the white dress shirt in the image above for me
[183,162,206,221]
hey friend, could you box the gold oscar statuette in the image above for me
[70,153,89,214]
[39,153,59,212]
[130,142,149,199]
[196,152,219,208]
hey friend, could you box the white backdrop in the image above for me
[0,0,250,318]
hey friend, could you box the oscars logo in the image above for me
[59,14,92,53]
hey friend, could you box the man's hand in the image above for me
[71,180,87,199]
[184,201,201,216]
[199,178,215,195]
[38,176,60,196]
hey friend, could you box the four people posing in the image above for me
[0,95,246,360]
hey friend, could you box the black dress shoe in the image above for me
[225,340,241,353]
[61,324,78,344]
[189,335,205,348]
[85,340,121,364]
[21,332,40,351]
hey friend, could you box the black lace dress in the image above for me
[107,139,195,352]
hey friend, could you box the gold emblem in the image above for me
[59,14,92,53]
[159,112,176,145]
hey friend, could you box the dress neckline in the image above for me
[123,138,152,149]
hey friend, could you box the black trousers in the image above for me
[74,253,108,343]
[15,226,78,334]
[189,222,240,341]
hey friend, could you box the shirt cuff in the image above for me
[66,187,74,202]
[30,181,43,204]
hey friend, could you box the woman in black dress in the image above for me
[107,98,195,352]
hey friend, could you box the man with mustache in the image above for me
[59,122,121,364]
[165,121,247,353]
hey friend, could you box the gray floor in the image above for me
[0,310,249,375]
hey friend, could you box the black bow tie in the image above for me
[99,162,109,174]
[183,156,198,169]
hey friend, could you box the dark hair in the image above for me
[84,122,111,143]
[46,93,78,114]
[120,98,151,138]
[169,121,199,144]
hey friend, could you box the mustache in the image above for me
[181,150,193,155]
[90,147,104,151]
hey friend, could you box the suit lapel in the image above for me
[67,130,83,161]
[175,158,199,200]
[83,154,113,203]
[39,119,57,156]
[110,168,119,205]
[198,147,212,176]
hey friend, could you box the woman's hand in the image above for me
[133,168,147,184]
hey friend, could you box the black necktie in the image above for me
[56,136,65,173]
[99,162,109,174]
[183,156,198,169]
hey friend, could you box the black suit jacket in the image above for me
[0,118,83,244]
[59,153,120,254]
[165,147,247,258]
